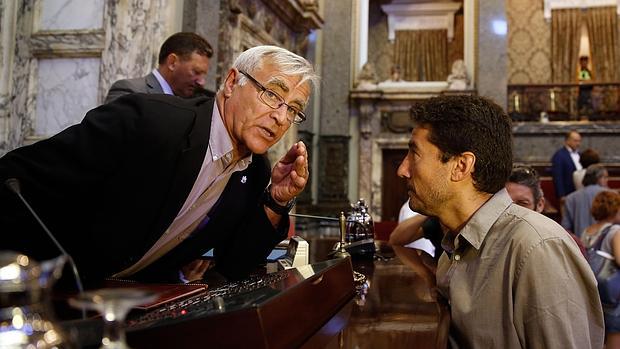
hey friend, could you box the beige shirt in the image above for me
[437,189,604,349]
[113,102,252,278]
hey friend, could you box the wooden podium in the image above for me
[125,258,355,348]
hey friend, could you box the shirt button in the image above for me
[454,254,461,261]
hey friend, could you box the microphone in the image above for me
[4,178,85,298]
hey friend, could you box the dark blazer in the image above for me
[551,146,577,198]
[104,72,216,104]
[0,94,288,287]
[104,72,163,104]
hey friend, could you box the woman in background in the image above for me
[583,190,620,348]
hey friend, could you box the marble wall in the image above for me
[0,0,182,154]
[39,0,104,30]
[507,0,551,84]
[513,122,620,164]
[99,0,183,102]
[35,58,100,135]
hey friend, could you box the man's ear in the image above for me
[165,53,179,71]
[536,196,546,213]
[451,152,476,182]
[222,68,238,98]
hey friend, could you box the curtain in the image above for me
[394,30,448,81]
[551,9,582,83]
[585,7,618,82]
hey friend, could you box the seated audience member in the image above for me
[507,165,586,256]
[584,191,620,348]
[397,95,603,348]
[562,164,610,237]
[393,201,436,257]
[574,148,600,191]
[104,32,213,103]
[0,45,318,288]
[581,191,620,248]
[388,212,443,262]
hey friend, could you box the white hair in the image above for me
[221,45,319,93]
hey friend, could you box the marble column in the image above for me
[477,0,508,109]
[5,1,35,152]
[0,0,17,149]
[357,101,376,210]
[182,0,220,92]
[318,0,354,207]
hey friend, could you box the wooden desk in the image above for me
[318,243,449,349]
[59,243,448,348]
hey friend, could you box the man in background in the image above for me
[397,95,603,348]
[551,130,582,202]
[562,164,610,237]
[508,165,586,255]
[104,32,213,103]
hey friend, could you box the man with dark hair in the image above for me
[508,165,587,256]
[104,32,213,103]
[506,166,545,212]
[562,164,610,236]
[397,95,603,348]
[551,130,582,201]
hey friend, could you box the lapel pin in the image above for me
[241,175,247,184]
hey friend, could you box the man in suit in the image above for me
[0,45,317,288]
[104,32,213,104]
[551,130,582,202]
[562,164,609,236]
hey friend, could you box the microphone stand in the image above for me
[5,178,86,318]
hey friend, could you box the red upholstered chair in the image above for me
[374,221,398,241]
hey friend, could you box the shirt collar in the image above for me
[209,102,252,168]
[443,189,513,252]
[565,145,578,154]
[152,69,174,95]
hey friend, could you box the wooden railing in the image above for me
[508,82,620,122]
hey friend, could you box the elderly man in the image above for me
[1,45,317,287]
[562,164,610,237]
[551,130,582,201]
[397,95,603,348]
[105,32,213,103]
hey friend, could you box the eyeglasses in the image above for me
[239,70,306,124]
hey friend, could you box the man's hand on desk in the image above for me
[181,259,212,283]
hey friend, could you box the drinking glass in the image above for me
[69,288,157,349]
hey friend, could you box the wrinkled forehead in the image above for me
[264,73,311,107]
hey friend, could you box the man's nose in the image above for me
[397,157,410,178]
[270,104,290,125]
